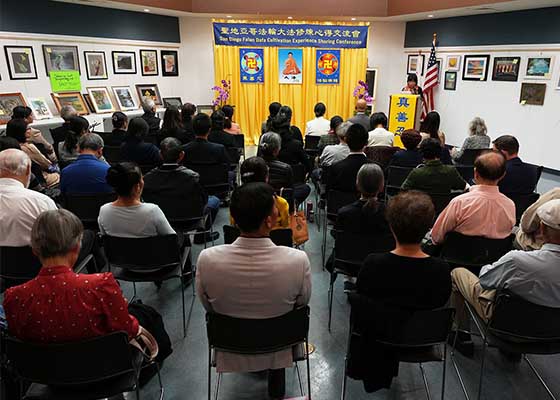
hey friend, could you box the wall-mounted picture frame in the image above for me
[28,97,53,120]
[492,57,521,82]
[140,49,158,76]
[197,104,214,116]
[82,93,96,114]
[84,51,108,80]
[520,82,546,106]
[4,46,37,80]
[112,86,138,111]
[112,51,137,74]
[135,83,162,106]
[42,45,80,76]
[407,54,425,75]
[163,97,183,109]
[446,55,461,71]
[51,92,89,115]
[161,50,179,77]
[444,71,457,90]
[526,56,554,80]
[462,55,490,81]
[0,92,27,124]
[86,87,117,114]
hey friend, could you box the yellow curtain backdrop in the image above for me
[213,20,369,145]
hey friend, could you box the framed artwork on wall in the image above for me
[135,83,162,105]
[0,93,27,124]
[492,57,521,82]
[520,82,546,106]
[84,51,108,80]
[112,51,137,74]
[83,93,96,114]
[163,97,183,108]
[462,55,490,81]
[51,92,89,115]
[446,55,461,71]
[28,97,53,120]
[444,71,457,90]
[42,45,80,76]
[407,54,425,75]
[140,49,158,76]
[525,56,554,80]
[161,50,179,76]
[86,87,117,114]
[112,86,138,111]
[4,46,37,80]
[197,105,214,115]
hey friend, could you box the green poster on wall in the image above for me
[50,70,81,93]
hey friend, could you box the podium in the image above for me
[388,94,422,148]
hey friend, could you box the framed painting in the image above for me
[462,55,490,81]
[444,71,457,90]
[28,97,53,120]
[163,97,183,109]
[0,93,27,124]
[140,49,158,76]
[112,51,137,74]
[112,86,138,111]
[446,55,461,71]
[83,93,96,114]
[526,57,554,80]
[197,104,214,116]
[135,83,162,106]
[42,45,80,76]
[51,92,89,115]
[492,57,521,82]
[4,46,37,80]
[84,51,108,80]
[520,83,546,106]
[407,54,425,75]
[86,87,117,114]
[161,50,178,77]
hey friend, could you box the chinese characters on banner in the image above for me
[214,23,368,49]
[240,48,264,83]
[279,48,303,84]
[316,49,340,84]
[388,94,420,148]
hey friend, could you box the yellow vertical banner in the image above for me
[388,94,421,148]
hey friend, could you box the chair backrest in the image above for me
[429,192,462,216]
[206,306,310,354]
[536,165,544,183]
[103,234,180,271]
[304,135,321,150]
[62,192,117,228]
[223,225,293,247]
[103,145,122,164]
[365,146,399,167]
[0,246,42,287]
[233,134,245,149]
[276,187,294,206]
[440,232,513,270]
[334,230,395,276]
[142,191,205,222]
[506,192,540,223]
[386,165,414,189]
[185,162,229,186]
[226,146,241,164]
[291,163,306,185]
[455,165,474,183]
[456,149,486,166]
[5,331,138,386]
[326,190,359,216]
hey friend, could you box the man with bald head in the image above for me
[348,99,370,132]
[431,151,516,244]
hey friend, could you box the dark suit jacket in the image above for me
[389,149,423,168]
[499,157,539,195]
[105,129,127,146]
[159,127,194,145]
[182,137,230,165]
[208,129,235,148]
[120,139,162,166]
[142,112,161,135]
[327,154,370,192]
[348,113,370,131]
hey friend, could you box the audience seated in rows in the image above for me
[317,115,342,156]
[12,105,57,162]
[420,111,451,165]
[319,121,351,168]
[60,133,112,194]
[58,116,90,163]
[493,134,538,195]
[183,113,231,165]
[305,102,330,137]
[50,105,77,144]
[196,182,311,399]
[222,105,241,135]
[349,191,451,392]
[108,111,128,146]
[261,101,281,134]
[367,112,394,147]
[451,199,560,357]
[230,157,290,230]
[326,123,370,193]
[160,106,194,145]
[120,118,162,166]
[516,187,560,250]
[348,99,369,131]
[452,117,491,162]
[181,102,197,140]
[389,129,423,168]
[431,151,516,245]
[141,97,161,138]
[402,138,467,193]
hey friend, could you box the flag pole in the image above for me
[433,32,437,46]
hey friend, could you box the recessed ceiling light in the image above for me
[287,16,293,19]
[226,15,232,18]
[351,17,356,21]
[144,8,150,12]
[427,14,434,18]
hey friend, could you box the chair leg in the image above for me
[214,373,222,400]
[191,261,196,296]
[135,376,141,400]
[341,356,348,400]
[419,363,432,400]
[441,343,448,400]
[155,361,165,400]
[525,355,558,400]
[130,282,137,303]
[295,362,304,396]
[208,347,212,400]
[328,275,335,332]
[306,338,312,400]
[321,215,327,268]
[181,277,186,338]
[476,340,488,400]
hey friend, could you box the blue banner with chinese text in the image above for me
[214,23,368,49]
[240,48,264,83]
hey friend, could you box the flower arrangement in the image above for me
[211,79,231,108]
[353,80,373,103]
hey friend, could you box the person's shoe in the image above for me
[343,281,357,293]
[448,331,474,358]
[193,231,219,244]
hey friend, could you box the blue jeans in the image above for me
[205,195,221,227]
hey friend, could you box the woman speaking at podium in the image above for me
[402,73,423,97]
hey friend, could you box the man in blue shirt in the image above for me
[60,133,112,194]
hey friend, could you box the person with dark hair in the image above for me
[11,105,57,162]
[305,102,330,137]
[326,123,370,192]
[181,102,197,137]
[183,113,231,166]
[402,73,423,96]
[348,99,370,131]
[160,106,193,145]
[196,182,311,400]
[275,105,303,143]
[402,138,466,193]
[262,101,282,134]
[493,134,538,195]
[222,105,241,135]
[350,191,451,391]
[108,111,128,146]
[120,118,162,166]
[318,115,343,156]
[389,129,423,167]
[367,112,394,147]
[208,110,238,162]
[431,151,515,245]
[58,116,90,163]
[141,97,161,138]
[420,111,451,164]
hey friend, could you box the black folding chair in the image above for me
[304,135,321,159]
[455,165,475,184]
[342,305,455,400]
[365,146,399,168]
[291,163,307,185]
[103,145,122,165]
[505,192,540,224]
[50,128,66,161]
[61,192,117,230]
[454,149,487,166]
[4,331,163,400]
[385,165,414,200]
[223,225,293,247]
[429,192,463,217]
[186,163,231,200]
[103,234,190,337]
[205,306,311,400]
[451,290,560,400]
[232,134,245,161]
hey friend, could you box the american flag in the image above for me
[421,36,439,120]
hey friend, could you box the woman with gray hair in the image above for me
[141,97,161,138]
[452,116,491,162]
[259,132,293,191]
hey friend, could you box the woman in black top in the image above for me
[108,112,128,146]
[181,102,197,139]
[120,118,162,167]
[160,106,193,145]
[258,132,294,190]
[349,190,451,392]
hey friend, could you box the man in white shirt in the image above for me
[320,121,351,167]
[304,102,330,137]
[367,112,394,147]
[0,149,57,246]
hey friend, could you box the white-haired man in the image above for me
[141,97,161,137]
